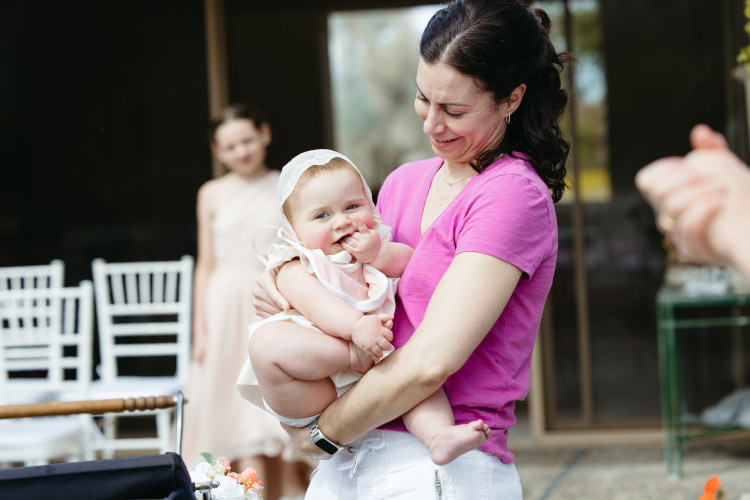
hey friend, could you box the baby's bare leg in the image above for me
[249,322,350,419]
[402,388,491,465]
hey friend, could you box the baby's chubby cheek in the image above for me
[354,214,376,230]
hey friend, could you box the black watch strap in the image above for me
[310,419,342,455]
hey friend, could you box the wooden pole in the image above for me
[0,395,179,419]
[205,0,229,178]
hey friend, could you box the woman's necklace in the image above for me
[436,165,476,200]
[435,154,504,200]
[436,184,456,200]
[441,166,475,186]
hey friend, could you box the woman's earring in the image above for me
[505,112,512,124]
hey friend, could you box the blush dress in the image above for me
[181,170,306,467]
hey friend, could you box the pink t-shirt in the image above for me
[376,154,557,464]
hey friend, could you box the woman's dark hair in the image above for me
[420,0,572,202]
[207,104,269,144]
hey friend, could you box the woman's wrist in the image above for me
[309,418,343,455]
[317,405,348,448]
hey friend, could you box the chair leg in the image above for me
[155,409,174,453]
[82,415,98,461]
[102,414,117,459]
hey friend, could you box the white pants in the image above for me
[304,429,522,500]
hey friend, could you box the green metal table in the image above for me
[657,285,750,479]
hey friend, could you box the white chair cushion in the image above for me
[4,390,58,406]
[0,417,83,447]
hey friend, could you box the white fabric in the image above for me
[0,418,83,447]
[270,229,394,313]
[236,240,397,409]
[236,240,397,408]
[702,388,750,428]
[238,149,397,420]
[304,429,522,499]
[262,384,352,427]
[4,388,57,406]
[254,148,391,272]
[0,416,98,465]
[236,309,364,410]
[277,149,378,244]
[263,401,319,428]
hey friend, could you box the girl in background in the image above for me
[183,104,313,500]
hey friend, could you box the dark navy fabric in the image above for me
[0,453,193,500]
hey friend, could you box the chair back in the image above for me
[91,256,193,386]
[0,281,94,406]
[0,260,64,290]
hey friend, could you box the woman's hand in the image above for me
[251,269,290,318]
[280,422,335,461]
[191,329,207,364]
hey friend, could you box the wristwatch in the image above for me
[310,419,342,455]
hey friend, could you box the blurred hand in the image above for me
[635,124,750,270]
[191,332,207,364]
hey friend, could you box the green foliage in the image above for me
[738,0,750,73]
[199,451,216,466]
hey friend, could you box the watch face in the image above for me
[315,438,339,454]
[311,422,340,454]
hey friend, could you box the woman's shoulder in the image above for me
[488,152,533,175]
[469,154,554,209]
[483,153,549,188]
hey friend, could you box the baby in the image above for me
[237,149,489,465]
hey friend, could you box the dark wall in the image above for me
[601,0,741,195]
[0,0,209,285]
[0,0,433,288]
[224,4,332,169]
[2,0,745,288]
[222,0,438,169]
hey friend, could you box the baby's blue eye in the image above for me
[315,212,328,220]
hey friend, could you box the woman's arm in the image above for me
[192,183,217,364]
[292,251,522,453]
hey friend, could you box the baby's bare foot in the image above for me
[349,343,374,374]
[429,419,491,466]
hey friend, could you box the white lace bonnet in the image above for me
[278,149,380,242]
